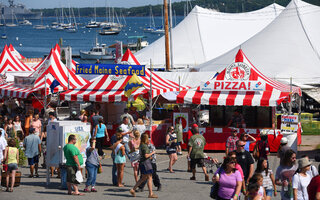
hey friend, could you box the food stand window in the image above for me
[210,106,272,128]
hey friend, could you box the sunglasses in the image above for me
[238,145,245,147]
[229,161,236,164]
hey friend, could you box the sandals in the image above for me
[6,188,13,192]
[91,188,97,192]
[148,194,158,198]
[130,189,136,197]
[73,193,85,196]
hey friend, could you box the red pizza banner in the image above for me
[200,80,265,91]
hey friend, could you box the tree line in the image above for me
[31,0,320,17]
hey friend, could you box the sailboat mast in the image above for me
[163,0,170,71]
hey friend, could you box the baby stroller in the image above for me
[203,153,221,173]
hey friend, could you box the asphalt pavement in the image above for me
[1,135,319,200]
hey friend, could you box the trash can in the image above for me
[59,164,67,189]
[281,131,298,152]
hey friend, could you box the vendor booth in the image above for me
[177,49,302,152]
[60,49,189,147]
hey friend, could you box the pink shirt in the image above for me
[236,163,244,179]
[31,120,41,134]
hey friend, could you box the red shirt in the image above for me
[308,175,320,200]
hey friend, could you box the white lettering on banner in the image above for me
[281,115,299,123]
[225,62,251,80]
[200,80,265,91]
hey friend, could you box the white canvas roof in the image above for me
[195,0,320,85]
[135,4,284,69]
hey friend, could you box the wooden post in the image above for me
[164,0,170,71]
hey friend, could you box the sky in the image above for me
[3,0,185,9]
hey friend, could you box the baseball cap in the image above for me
[280,137,288,144]
[192,124,198,128]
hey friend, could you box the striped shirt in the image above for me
[261,169,273,189]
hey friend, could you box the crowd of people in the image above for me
[0,103,319,200]
[214,128,320,200]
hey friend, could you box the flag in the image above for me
[50,79,61,93]
[124,73,143,97]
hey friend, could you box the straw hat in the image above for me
[298,157,312,169]
[280,137,288,144]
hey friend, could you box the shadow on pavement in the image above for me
[104,192,132,197]
[35,191,67,195]
[105,188,129,192]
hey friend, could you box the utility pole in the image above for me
[164,0,170,71]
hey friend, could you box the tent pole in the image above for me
[149,59,153,133]
[44,74,47,121]
[169,0,174,69]
[289,77,292,114]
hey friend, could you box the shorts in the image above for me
[140,163,153,175]
[176,142,181,146]
[28,155,39,165]
[190,158,205,169]
[7,163,18,172]
[265,189,273,197]
[66,165,79,184]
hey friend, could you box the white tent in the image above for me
[195,0,320,85]
[135,4,284,69]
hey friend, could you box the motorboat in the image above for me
[99,26,121,35]
[1,34,7,39]
[19,19,32,25]
[80,40,115,60]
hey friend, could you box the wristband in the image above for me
[234,194,239,198]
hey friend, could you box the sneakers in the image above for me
[190,176,196,180]
[91,188,97,192]
[83,188,90,193]
[177,152,183,155]
[205,174,210,181]
[148,194,158,198]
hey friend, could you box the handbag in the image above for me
[210,168,221,199]
[97,162,103,174]
[129,150,141,163]
[143,159,153,171]
[3,164,8,172]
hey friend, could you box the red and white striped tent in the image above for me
[177,49,301,107]
[0,44,33,74]
[8,44,25,60]
[0,46,89,98]
[60,49,189,102]
[33,44,77,73]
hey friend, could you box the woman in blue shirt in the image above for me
[240,132,256,152]
[93,118,110,157]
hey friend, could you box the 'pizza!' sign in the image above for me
[200,80,265,91]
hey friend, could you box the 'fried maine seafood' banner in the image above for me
[76,64,145,76]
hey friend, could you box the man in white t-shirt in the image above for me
[120,116,133,158]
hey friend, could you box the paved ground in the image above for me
[1,135,319,200]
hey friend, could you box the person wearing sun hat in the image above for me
[292,157,312,200]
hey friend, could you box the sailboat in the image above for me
[86,1,100,28]
[6,10,18,27]
[33,12,47,29]
[0,14,6,26]
[65,7,78,33]
[144,6,156,33]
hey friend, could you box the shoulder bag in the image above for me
[210,168,221,199]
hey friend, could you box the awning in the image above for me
[60,49,189,102]
[177,49,301,107]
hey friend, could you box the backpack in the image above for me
[253,142,260,161]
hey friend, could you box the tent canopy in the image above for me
[135,3,284,69]
[0,45,89,98]
[195,0,320,85]
[177,49,301,107]
[0,44,33,74]
[60,49,189,102]
[8,44,25,60]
